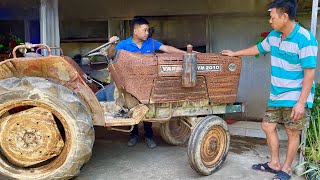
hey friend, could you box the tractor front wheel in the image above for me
[187,115,230,175]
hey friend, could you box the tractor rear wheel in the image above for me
[0,77,94,180]
[160,117,191,145]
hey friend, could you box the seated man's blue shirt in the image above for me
[115,37,163,54]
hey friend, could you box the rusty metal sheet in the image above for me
[129,104,149,121]
[145,102,244,120]
[112,50,242,104]
[110,50,158,104]
[0,61,19,79]
[62,56,99,93]
[102,102,148,127]
[151,76,208,103]
[105,104,148,127]
[182,53,197,87]
[206,74,240,103]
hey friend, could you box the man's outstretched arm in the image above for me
[221,45,260,57]
[159,45,186,54]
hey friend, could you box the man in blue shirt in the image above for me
[222,1,318,180]
[109,17,185,148]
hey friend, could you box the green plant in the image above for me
[304,109,320,180]
[296,83,320,180]
[311,83,320,117]
[0,33,24,54]
[255,32,269,58]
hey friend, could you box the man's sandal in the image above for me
[273,170,291,180]
[252,162,280,174]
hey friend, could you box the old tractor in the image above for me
[0,43,243,179]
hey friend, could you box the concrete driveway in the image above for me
[75,126,305,180]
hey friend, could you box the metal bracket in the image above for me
[110,125,134,133]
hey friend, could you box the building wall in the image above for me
[58,0,271,20]
[208,15,272,119]
[1,0,318,120]
[59,0,319,120]
[0,0,38,20]
[0,20,25,39]
[60,14,320,121]
[208,14,320,120]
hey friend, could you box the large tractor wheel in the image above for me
[160,117,191,145]
[188,115,230,175]
[0,77,94,180]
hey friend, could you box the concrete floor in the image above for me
[0,125,305,180]
[74,126,305,180]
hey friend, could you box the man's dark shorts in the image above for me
[263,107,311,130]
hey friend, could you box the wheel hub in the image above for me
[0,107,65,167]
[209,138,218,151]
[16,128,42,149]
[200,126,227,168]
[169,118,190,140]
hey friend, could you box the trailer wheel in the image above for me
[188,115,230,175]
[160,117,191,145]
[0,77,94,180]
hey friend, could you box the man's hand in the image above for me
[107,36,120,59]
[220,50,237,57]
[220,46,260,57]
[291,68,315,121]
[109,36,120,43]
[291,103,305,121]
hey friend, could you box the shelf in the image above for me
[61,38,109,43]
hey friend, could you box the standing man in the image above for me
[222,0,318,180]
[109,17,185,148]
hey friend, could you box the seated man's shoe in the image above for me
[127,135,139,147]
[114,109,129,118]
[145,137,157,148]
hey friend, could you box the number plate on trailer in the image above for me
[197,64,221,72]
[160,64,221,73]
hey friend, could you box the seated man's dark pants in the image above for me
[131,122,153,138]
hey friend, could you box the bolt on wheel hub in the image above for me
[16,127,42,150]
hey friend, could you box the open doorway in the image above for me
[111,16,207,53]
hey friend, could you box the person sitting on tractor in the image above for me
[109,17,185,148]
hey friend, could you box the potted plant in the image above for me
[0,33,24,61]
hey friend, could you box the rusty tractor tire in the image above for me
[187,115,230,176]
[0,77,94,180]
[160,117,191,146]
